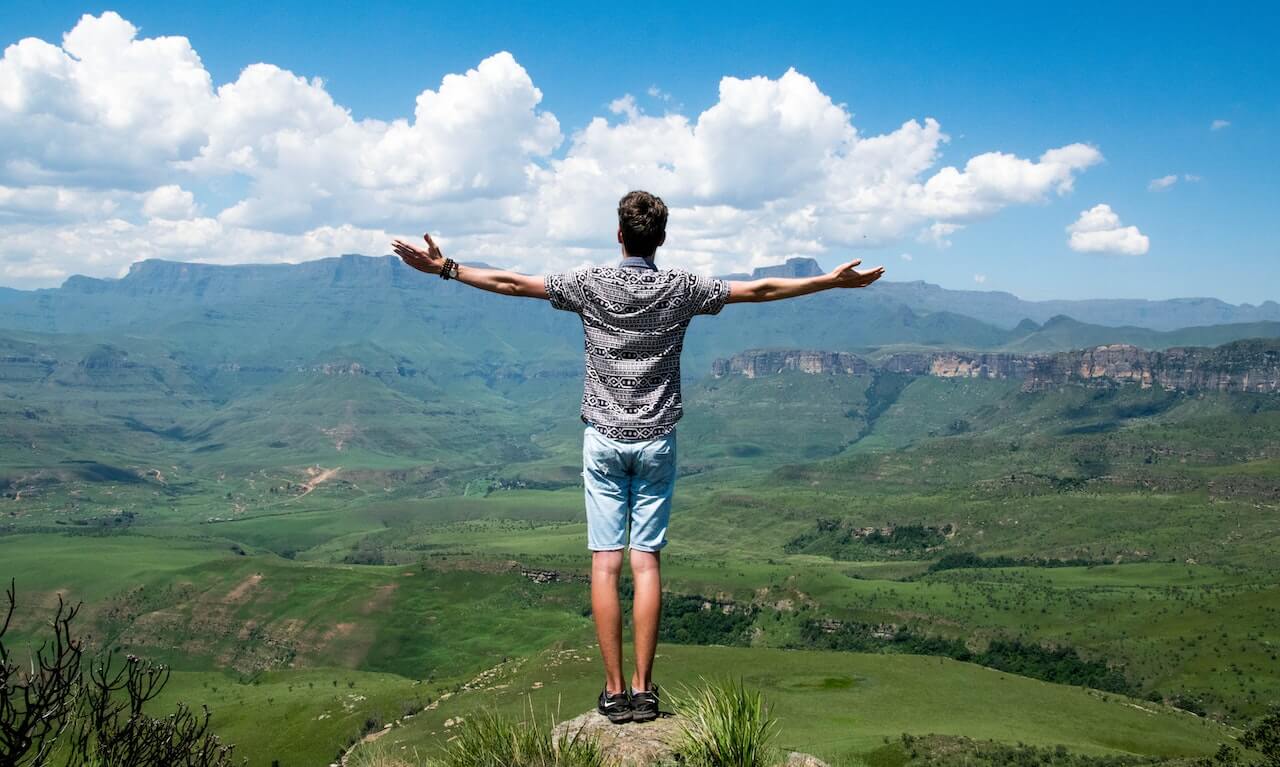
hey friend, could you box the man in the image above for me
[391,190,884,724]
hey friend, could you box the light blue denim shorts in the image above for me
[582,424,677,552]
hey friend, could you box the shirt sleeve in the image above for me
[544,270,588,314]
[687,273,731,317]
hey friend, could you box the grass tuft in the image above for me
[346,740,421,767]
[432,702,605,767]
[673,677,779,767]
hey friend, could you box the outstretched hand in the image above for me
[829,258,885,289]
[391,233,445,275]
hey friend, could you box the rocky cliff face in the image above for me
[712,339,1280,393]
[1023,340,1280,392]
[878,351,1036,380]
[711,349,872,378]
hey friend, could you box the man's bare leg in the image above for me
[591,549,626,694]
[630,549,661,692]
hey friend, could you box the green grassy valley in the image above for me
[2,256,1278,765]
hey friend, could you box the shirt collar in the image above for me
[619,256,658,271]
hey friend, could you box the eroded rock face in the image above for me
[711,350,872,379]
[1022,341,1280,392]
[879,351,1034,380]
[712,340,1280,393]
[551,711,829,767]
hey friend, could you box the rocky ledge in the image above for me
[552,710,828,767]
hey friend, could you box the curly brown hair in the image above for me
[617,190,668,258]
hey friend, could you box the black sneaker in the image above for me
[597,688,632,724]
[630,684,659,722]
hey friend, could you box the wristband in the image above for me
[440,258,458,280]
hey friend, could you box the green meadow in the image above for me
[3,299,1278,763]
[357,644,1233,766]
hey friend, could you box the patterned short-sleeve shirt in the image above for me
[544,257,730,441]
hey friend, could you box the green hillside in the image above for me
[357,644,1232,765]
[2,257,1278,763]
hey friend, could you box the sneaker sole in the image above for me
[631,708,657,723]
[599,708,632,724]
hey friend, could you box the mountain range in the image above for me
[726,256,1280,330]
[2,255,1278,375]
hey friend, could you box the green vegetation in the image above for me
[430,707,604,767]
[674,677,779,767]
[353,644,1232,765]
[2,256,1278,761]
[892,733,1165,767]
[0,583,238,766]
[785,521,952,559]
[1196,708,1280,767]
[342,704,607,767]
[927,552,1121,572]
[660,594,758,646]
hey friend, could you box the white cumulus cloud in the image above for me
[0,12,214,187]
[1066,204,1149,256]
[142,185,196,219]
[1210,119,1231,131]
[0,12,1106,287]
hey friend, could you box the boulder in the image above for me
[551,711,829,767]
[552,711,683,766]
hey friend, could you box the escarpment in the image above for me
[712,339,1280,393]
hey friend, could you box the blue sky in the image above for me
[0,1,1275,302]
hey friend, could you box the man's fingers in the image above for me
[845,259,862,270]
[393,239,426,258]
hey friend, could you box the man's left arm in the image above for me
[726,258,884,303]
[392,234,548,299]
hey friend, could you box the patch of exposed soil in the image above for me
[223,573,263,604]
[296,466,341,498]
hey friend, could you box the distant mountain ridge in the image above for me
[718,257,1280,330]
[0,255,1276,373]
[15,254,1278,333]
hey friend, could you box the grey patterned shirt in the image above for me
[544,257,731,441]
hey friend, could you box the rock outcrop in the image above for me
[712,339,1280,393]
[1021,340,1280,392]
[552,711,829,767]
[711,349,872,379]
[553,711,683,766]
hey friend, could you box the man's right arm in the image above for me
[726,258,885,303]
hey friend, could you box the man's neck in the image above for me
[619,255,657,271]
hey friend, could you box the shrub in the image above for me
[0,579,239,766]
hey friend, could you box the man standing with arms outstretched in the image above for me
[392,190,884,724]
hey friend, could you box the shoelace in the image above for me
[601,693,628,708]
